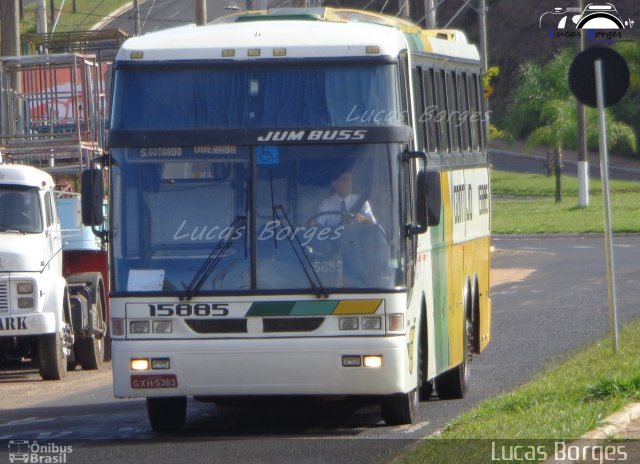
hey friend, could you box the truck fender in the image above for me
[42,275,69,334]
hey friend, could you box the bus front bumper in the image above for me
[111,336,411,398]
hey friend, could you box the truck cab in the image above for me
[0,164,107,379]
[0,164,72,379]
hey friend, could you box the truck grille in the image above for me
[0,282,8,313]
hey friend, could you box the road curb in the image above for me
[544,403,640,464]
[580,402,640,440]
[91,2,134,30]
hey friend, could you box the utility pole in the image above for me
[399,0,410,19]
[424,0,436,27]
[49,0,55,31]
[1,0,21,118]
[478,0,488,73]
[1,0,21,57]
[577,0,590,208]
[133,0,141,35]
[195,0,207,26]
[247,0,268,9]
[37,0,48,34]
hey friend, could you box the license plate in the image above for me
[131,374,178,389]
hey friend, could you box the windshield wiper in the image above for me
[182,215,246,300]
[272,205,328,298]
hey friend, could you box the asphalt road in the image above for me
[1,236,639,463]
[101,0,242,34]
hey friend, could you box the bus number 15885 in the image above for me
[148,303,229,317]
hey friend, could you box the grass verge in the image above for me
[20,0,130,34]
[491,170,640,234]
[399,317,640,463]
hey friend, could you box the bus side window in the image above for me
[445,70,460,155]
[467,73,481,153]
[398,52,411,127]
[457,73,472,153]
[412,66,425,151]
[434,69,449,154]
[423,68,438,154]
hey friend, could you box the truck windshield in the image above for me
[111,62,401,130]
[110,144,402,294]
[0,186,43,233]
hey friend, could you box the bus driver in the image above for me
[312,171,376,227]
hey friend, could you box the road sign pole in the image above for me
[595,58,619,354]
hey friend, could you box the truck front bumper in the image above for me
[0,312,56,337]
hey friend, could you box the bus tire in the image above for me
[380,389,418,426]
[435,317,471,400]
[418,308,432,401]
[147,397,187,432]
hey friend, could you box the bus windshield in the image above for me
[110,144,403,294]
[111,62,401,130]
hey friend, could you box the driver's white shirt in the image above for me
[315,193,376,227]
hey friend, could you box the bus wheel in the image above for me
[147,397,187,432]
[380,389,418,426]
[418,312,432,401]
[435,318,471,399]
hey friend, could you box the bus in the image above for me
[83,7,491,431]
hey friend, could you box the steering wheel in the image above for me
[306,210,355,226]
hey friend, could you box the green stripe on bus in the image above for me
[245,302,296,316]
[290,301,338,316]
[245,300,383,316]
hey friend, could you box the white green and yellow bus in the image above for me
[83,7,491,431]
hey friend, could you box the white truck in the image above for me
[0,163,107,380]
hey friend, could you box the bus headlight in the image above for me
[130,321,149,334]
[363,355,383,368]
[361,317,382,330]
[130,358,150,370]
[152,320,172,333]
[339,317,359,330]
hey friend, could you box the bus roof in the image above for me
[116,7,479,63]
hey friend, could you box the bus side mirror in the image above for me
[403,150,428,236]
[81,169,104,226]
[426,171,441,226]
[412,170,428,234]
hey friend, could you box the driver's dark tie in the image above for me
[340,199,347,224]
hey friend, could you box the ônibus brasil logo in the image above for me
[8,440,73,463]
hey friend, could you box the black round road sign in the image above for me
[568,46,629,108]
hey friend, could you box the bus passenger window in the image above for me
[423,68,438,154]
[446,71,460,154]
[434,70,449,154]
[457,73,472,153]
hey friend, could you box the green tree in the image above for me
[612,42,640,155]
[506,48,637,202]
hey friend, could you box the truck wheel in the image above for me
[67,348,78,371]
[147,397,187,432]
[77,294,105,370]
[38,332,68,381]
